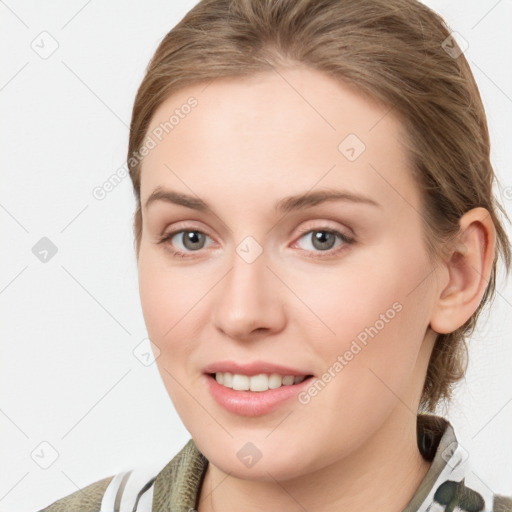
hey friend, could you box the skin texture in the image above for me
[136,66,496,512]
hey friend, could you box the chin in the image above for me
[195,433,319,482]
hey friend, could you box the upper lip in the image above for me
[203,361,314,377]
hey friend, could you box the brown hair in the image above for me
[127,0,511,413]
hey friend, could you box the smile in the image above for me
[212,372,310,392]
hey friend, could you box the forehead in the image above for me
[140,66,418,214]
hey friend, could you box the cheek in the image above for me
[137,247,211,371]
[286,256,407,347]
[137,248,191,345]
[137,252,197,405]
[138,256,169,338]
[299,245,430,381]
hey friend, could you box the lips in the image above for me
[204,371,315,416]
[202,360,316,416]
[203,360,314,377]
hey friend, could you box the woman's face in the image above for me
[137,66,440,480]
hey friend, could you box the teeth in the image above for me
[282,375,295,386]
[232,374,249,390]
[214,372,307,392]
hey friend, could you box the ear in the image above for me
[429,207,496,334]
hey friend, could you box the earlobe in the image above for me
[429,207,496,334]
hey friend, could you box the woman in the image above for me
[38,0,512,510]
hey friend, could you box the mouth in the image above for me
[207,372,315,392]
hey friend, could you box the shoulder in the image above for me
[37,469,157,512]
[35,440,203,512]
[494,494,512,512]
[152,438,208,509]
[37,475,114,512]
[417,415,512,512]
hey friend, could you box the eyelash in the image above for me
[157,225,355,260]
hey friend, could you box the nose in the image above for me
[211,248,286,341]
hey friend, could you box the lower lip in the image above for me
[204,374,314,417]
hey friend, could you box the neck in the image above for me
[197,408,432,512]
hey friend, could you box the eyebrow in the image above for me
[143,186,381,213]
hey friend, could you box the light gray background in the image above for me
[1,1,511,510]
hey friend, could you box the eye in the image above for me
[157,225,355,260]
[157,229,214,258]
[293,227,354,258]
